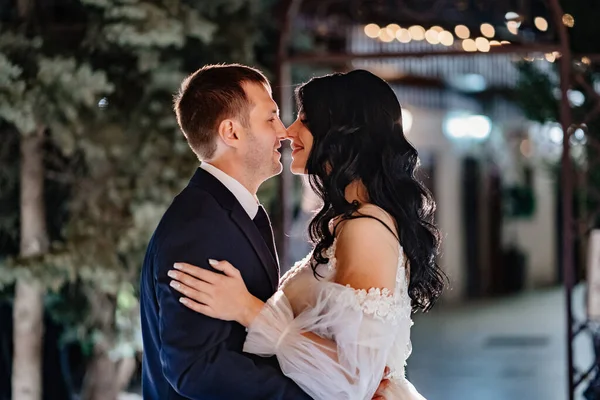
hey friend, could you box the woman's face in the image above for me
[286,113,314,175]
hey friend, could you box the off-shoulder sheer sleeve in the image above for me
[243,279,409,400]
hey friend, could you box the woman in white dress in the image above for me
[169,70,446,399]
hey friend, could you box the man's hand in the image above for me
[372,366,391,400]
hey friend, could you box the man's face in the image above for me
[239,82,287,181]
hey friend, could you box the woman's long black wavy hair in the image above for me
[296,69,446,312]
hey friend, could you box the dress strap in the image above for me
[335,214,399,243]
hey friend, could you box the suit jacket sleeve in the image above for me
[155,214,311,400]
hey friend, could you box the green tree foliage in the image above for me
[0,0,277,391]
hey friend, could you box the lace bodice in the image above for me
[281,240,411,316]
[242,238,424,400]
[278,240,413,376]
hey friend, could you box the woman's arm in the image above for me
[169,213,404,399]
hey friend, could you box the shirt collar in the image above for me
[200,162,259,219]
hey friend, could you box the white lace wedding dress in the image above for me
[243,238,426,400]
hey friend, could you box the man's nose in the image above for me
[276,120,288,138]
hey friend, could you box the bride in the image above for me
[169,70,446,399]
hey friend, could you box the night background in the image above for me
[2,0,600,399]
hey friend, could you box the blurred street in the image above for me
[410,286,592,400]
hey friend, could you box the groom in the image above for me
[140,64,390,399]
[140,63,313,399]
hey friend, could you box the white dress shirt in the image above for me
[200,162,259,219]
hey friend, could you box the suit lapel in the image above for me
[189,167,280,292]
[230,205,279,292]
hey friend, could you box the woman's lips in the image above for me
[291,147,303,155]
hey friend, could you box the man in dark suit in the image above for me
[140,64,311,399]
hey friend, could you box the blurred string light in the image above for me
[379,28,395,42]
[362,22,505,52]
[386,23,401,35]
[475,37,490,52]
[582,56,591,65]
[562,13,575,28]
[98,98,109,108]
[455,25,470,39]
[439,30,454,46]
[505,11,522,35]
[480,23,495,38]
[507,21,520,35]
[545,52,556,62]
[425,28,440,44]
[396,28,411,43]
[534,17,548,31]
[364,23,380,38]
[462,38,477,52]
[409,25,426,41]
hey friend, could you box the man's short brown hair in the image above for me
[173,64,271,160]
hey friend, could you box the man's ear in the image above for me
[217,119,241,148]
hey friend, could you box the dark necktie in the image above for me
[253,205,276,260]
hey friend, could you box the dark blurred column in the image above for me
[462,156,481,298]
[487,166,504,295]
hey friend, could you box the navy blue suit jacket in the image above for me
[140,167,311,399]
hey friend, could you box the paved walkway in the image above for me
[408,286,594,400]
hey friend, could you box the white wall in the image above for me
[502,163,558,288]
[498,119,558,289]
[407,107,558,301]
[406,107,465,302]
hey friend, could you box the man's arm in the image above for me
[155,217,311,400]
